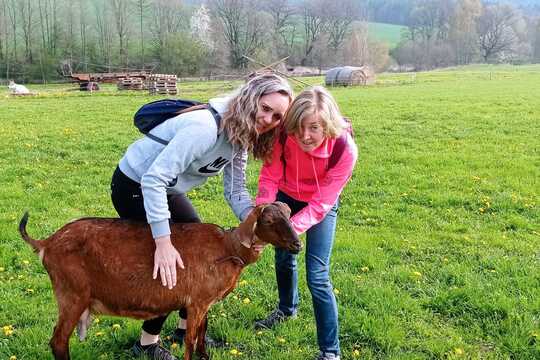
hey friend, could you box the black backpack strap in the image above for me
[149,104,221,145]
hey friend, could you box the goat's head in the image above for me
[236,202,302,254]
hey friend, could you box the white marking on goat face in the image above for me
[39,248,45,262]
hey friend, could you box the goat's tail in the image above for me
[19,212,43,253]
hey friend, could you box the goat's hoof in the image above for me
[196,352,210,360]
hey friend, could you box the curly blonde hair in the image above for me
[222,74,293,160]
[284,86,344,138]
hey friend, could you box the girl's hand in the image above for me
[153,236,184,289]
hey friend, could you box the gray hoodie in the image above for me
[118,97,254,238]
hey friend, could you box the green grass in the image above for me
[367,22,406,48]
[0,64,539,359]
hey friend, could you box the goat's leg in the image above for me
[195,314,209,360]
[50,296,88,360]
[183,307,206,360]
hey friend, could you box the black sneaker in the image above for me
[172,328,225,348]
[132,340,177,360]
[254,309,297,330]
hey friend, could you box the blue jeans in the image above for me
[275,191,340,355]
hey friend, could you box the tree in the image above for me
[262,0,297,59]
[210,0,267,69]
[150,0,183,65]
[134,0,151,67]
[190,4,214,51]
[300,0,328,66]
[110,0,130,67]
[18,0,33,63]
[477,4,518,62]
[449,0,482,64]
[326,0,359,54]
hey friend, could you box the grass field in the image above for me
[367,22,405,48]
[0,64,539,359]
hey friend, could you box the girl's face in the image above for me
[255,92,290,134]
[295,113,325,152]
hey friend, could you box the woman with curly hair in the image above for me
[110,73,293,360]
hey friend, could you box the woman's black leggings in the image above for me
[111,166,199,335]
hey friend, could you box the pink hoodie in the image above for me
[256,132,358,235]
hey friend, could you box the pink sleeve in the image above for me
[290,138,358,234]
[255,137,284,205]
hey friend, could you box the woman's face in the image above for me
[255,92,290,134]
[295,113,325,152]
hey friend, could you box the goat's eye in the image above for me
[259,219,272,226]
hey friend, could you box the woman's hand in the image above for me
[153,235,184,289]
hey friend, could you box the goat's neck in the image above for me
[227,228,264,266]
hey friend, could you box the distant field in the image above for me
[367,22,405,48]
[0,65,538,359]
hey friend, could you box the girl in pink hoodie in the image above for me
[254,86,357,360]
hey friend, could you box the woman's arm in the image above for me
[223,149,254,221]
[256,136,285,206]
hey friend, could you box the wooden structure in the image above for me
[117,77,146,90]
[325,66,375,86]
[147,74,178,95]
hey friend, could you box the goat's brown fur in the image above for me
[19,202,301,360]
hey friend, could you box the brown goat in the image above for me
[19,202,302,360]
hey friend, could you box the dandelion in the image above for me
[412,271,422,277]
[22,260,29,265]
[530,331,539,338]
[472,176,480,181]
[242,297,251,304]
[26,288,34,294]
[95,331,104,337]
[93,318,100,324]
[239,280,248,286]
[442,258,449,263]
[230,349,239,355]
[479,207,485,213]
[361,266,369,272]
[171,342,178,350]
[333,288,340,295]
[277,337,286,343]
[353,349,360,357]
[112,324,121,331]
[0,267,5,272]
[454,347,464,356]
[256,331,263,336]
[10,356,16,360]
[3,325,14,336]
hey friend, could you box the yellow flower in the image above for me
[10,356,17,360]
[531,331,539,338]
[22,260,29,265]
[93,318,100,324]
[171,342,178,350]
[230,349,239,355]
[256,331,263,335]
[353,349,361,357]
[112,324,121,330]
[442,258,449,263]
[242,297,251,304]
[277,337,286,343]
[26,288,34,294]
[333,288,340,295]
[361,266,369,272]
[95,331,104,336]
[3,325,14,336]
[0,267,4,272]
[454,347,464,355]
[412,271,422,277]
[239,280,248,286]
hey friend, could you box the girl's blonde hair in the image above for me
[284,86,344,138]
[222,73,293,160]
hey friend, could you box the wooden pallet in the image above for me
[147,74,178,95]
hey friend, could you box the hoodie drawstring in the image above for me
[230,144,234,199]
[311,157,321,197]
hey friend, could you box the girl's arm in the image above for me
[290,137,358,234]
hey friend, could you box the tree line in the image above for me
[1,0,539,82]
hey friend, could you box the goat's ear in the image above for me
[237,205,265,248]
[273,201,291,218]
